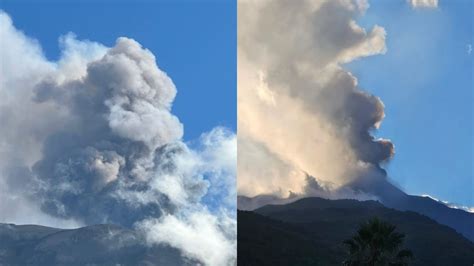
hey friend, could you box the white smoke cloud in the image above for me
[0,180,82,229]
[139,210,236,266]
[238,174,378,211]
[409,0,438,9]
[0,10,235,265]
[238,0,391,198]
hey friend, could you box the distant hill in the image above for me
[237,197,474,266]
[349,176,474,242]
[238,178,474,243]
[0,223,192,266]
[238,194,296,211]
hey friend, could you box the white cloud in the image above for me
[0,10,98,227]
[139,210,236,266]
[0,178,82,229]
[409,0,438,9]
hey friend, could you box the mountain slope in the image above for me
[237,197,474,266]
[349,176,474,242]
[0,223,192,266]
[238,179,474,243]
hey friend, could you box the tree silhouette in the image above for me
[343,217,413,266]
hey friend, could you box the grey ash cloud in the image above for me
[238,0,392,197]
[0,11,235,265]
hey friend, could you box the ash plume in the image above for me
[238,0,393,197]
[236,0,474,243]
[0,11,235,265]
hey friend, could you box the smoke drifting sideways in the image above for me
[238,0,394,200]
[0,11,236,266]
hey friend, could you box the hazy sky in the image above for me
[347,0,473,207]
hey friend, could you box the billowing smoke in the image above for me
[238,0,393,198]
[237,172,377,211]
[0,11,235,265]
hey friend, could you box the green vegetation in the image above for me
[343,218,413,266]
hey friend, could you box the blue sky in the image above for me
[347,0,473,207]
[0,0,236,141]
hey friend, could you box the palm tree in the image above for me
[343,217,413,266]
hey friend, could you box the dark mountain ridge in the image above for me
[351,176,474,242]
[237,197,474,266]
[0,223,192,266]
[238,178,474,242]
